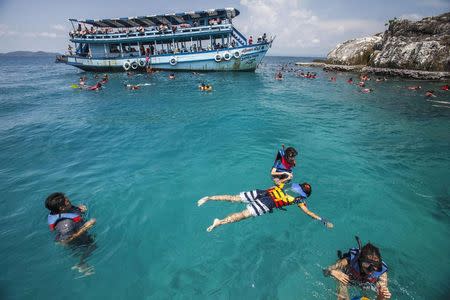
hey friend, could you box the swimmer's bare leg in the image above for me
[207,209,252,232]
[336,282,350,300]
[197,194,242,206]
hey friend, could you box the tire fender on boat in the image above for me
[223,52,231,61]
[169,57,178,66]
[233,51,241,59]
[123,61,131,71]
[131,61,138,70]
[138,59,146,67]
[214,53,222,62]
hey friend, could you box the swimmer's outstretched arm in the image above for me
[77,204,88,213]
[323,258,350,300]
[60,219,96,244]
[297,203,333,228]
[271,168,292,185]
[376,273,391,300]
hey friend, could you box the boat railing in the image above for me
[65,40,271,59]
[70,24,234,42]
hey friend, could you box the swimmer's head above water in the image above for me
[45,192,72,214]
[284,146,298,166]
[358,243,382,275]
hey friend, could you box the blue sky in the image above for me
[0,0,448,56]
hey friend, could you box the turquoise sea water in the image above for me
[0,56,449,299]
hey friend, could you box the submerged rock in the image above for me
[326,12,450,73]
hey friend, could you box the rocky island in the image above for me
[298,12,450,80]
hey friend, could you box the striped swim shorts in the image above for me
[239,189,275,217]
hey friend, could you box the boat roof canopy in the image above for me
[69,8,240,28]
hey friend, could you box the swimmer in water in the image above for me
[125,84,140,90]
[440,84,449,91]
[275,71,283,80]
[271,145,298,185]
[169,73,176,79]
[100,74,109,84]
[361,88,373,93]
[87,82,102,91]
[425,90,436,97]
[323,236,391,300]
[45,192,97,275]
[407,85,421,90]
[347,78,353,84]
[197,182,333,232]
[199,83,212,91]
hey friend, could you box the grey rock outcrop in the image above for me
[326,12,450,72]
[327,35,383,66]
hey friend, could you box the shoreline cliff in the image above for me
[301,12,450,80]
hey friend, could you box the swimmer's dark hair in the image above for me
[300,182,312,197]
[285,147,298,159]
[45,192,66,214]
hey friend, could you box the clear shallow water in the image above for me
[0,56,449,299]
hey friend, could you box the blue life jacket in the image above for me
[347,248,388,290]
[273,149,293,173]
[47,211,82,231]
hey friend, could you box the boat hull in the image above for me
[64,43,270,72]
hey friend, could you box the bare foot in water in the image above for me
[197,196,209,206]
[206,219,221,232]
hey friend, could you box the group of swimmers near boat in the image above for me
[274,64,449,98]
[74,74,109,91]
[45,145,391,299]
[73,71,213,92]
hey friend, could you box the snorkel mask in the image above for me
[355,236,382,274]
[290,183,309,198]
[359,258,380,273]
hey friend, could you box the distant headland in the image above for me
[298,12,450,80]
[0,51,61,57]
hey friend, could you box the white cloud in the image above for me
[24,31,62,38]
[237,0,385,56]
[52,24,66,31]
[0,24,18,37]
[0,24,62,39]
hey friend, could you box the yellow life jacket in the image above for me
[267,185,295,208]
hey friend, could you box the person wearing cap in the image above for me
[197,182,333,232]
[271,145,298,185]
[323,238,391,300]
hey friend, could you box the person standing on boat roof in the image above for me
[197,182,333,232]
[249,36,253,45]
[271,145,298,185]
[323,237,391,300]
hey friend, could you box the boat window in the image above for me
[110,44,120,53]
[122,43,139,53]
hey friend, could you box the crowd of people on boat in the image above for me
[69,18,232,39]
